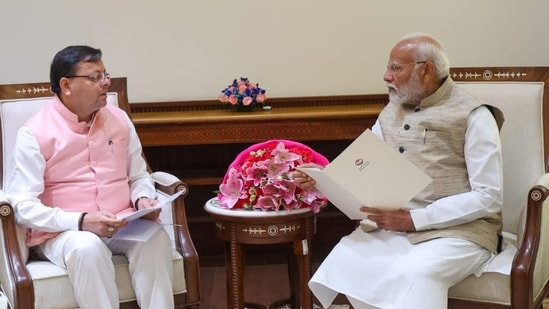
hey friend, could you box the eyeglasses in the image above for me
[65,72,111,83]
[386,61,427,74]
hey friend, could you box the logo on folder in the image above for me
[355,158,370,171]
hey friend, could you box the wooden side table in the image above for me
[204,198,315,309]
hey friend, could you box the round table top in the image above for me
[204,197,312,218]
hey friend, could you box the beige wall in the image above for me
[0,0,547,103]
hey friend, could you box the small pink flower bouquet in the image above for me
[219,77,267,109]
[217,140,328,213]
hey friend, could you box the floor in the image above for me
[200,263,290,309]
[199,262,351,309]
[200,262,549,309]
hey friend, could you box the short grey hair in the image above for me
[400,32,450,79]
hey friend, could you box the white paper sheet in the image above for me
[110,219,163,242]
[116,190,184,221]
[297,129,432,220]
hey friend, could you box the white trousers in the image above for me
[37,228,174,309]
[309,228,492,309]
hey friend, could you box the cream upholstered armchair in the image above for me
[446,67,549,309]
[0,78,200,308]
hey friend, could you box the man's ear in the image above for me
[422,61,436,80]
[59,78,71,96]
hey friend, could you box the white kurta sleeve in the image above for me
[124,115,156,204]
[7,126,80,231]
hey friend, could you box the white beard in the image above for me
[387,72,424,106]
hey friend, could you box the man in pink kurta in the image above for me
[7,45,174,309]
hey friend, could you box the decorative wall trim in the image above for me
[14,86,49,95]
[451,66,547,82]
[451,69,528,80]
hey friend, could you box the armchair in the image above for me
[446,67,549,309]
[0,78,200,308]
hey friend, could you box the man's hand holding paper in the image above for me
[291,162,323,190]
[117,190,184,222]
[361,206,416,232]
[135,197,161,221]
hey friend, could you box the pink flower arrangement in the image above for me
[217,140,329,213]
[219,77,267,108]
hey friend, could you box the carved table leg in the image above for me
[226,222,245,309]
[292,216,313,309]
[287,244,298,308]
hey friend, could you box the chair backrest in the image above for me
[0,78,129,190]
[451,67,548,235]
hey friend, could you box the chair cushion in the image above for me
[448,232,517,305]
[27,249,185,308]
[448,271,510,305]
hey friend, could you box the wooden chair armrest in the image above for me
[0,199,34,309]
[150,172,201,307]
[511,173,549,308]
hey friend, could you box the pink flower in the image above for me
[228,95,238,105]
[242,96,253,106]
[299,188,324,205]
[260,159,287,179]
[245,164,268,187]
[255,196,278,211]
[272,142,301,165]
[219,176,246,209]
[278,180,299,207]
[308,198,325,214]
[256,93,266,103]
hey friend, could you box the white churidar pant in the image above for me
[37,228,174,309]
[309,228,491,309]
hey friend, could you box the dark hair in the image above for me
[50,45,102,95]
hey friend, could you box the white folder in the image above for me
[297,129,432,219]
